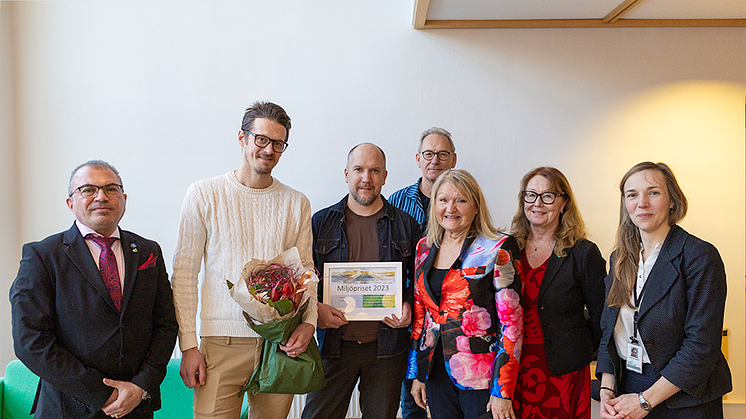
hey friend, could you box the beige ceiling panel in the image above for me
[424,0,746,20]
[415,0,746,28]
[624,0,746,19]
[427,0,632,20]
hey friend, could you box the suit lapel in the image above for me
[419,244,439,305]
[419,237,477,306]
[120,229,141,313]
[537,251,566,302]
[62,224,119,312]
[638,226,686,318]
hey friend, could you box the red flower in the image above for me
[245,263,310,316]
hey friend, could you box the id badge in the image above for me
[626,342,643,374]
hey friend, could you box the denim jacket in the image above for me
[312,195,418,359]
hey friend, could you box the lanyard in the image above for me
[631,273,649,345]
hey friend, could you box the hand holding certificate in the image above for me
[323,262,403,321]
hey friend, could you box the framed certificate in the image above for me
[323,262,403,321]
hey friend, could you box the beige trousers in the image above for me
[194,336,294,419]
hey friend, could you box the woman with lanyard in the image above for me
[596,162,731,419]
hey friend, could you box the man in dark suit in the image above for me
[10,160,178,419]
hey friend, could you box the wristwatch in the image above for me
[638,392,652,411]
[142,390,151,401]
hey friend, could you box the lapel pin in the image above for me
[131,243,138,253]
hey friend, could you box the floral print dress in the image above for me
[408,234,523,400]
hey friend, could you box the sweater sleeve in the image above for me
[171,183,207,351]
[297,194,318,327]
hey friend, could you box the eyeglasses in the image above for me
[70,183,124,198]
[245,130,288,153]
[420,150,452,161]
[522,190,564,205]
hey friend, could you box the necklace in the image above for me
[528,238,553,253]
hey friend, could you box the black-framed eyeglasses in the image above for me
[522,190,564,205]
[245,130,288,153]
[421,150,452,161]
[70,183,124,198]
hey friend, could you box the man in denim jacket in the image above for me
[301,143,419,419]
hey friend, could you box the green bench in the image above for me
[0,359,250,418]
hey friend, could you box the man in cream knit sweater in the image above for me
[172,102,318,419]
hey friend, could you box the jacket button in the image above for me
[644,339,655,346]
[546,339,552,345]
[539,305,544,311]
[439,310,445,315]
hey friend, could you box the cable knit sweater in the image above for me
[172,172,317,351]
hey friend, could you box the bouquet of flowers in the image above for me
[227,247,326,395]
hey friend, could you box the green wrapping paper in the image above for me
[241,301,326,395]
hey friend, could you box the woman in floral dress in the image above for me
[408,169,523,419]
[510,167,607,419]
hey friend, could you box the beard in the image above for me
[252,165,272,176]
[351,186,379,206]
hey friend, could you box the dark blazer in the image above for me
[10,223,178,419]
[596,225,732,409]
[534,239,606,376]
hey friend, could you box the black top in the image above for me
[428,267,448,304]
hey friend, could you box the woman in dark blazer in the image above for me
[510,167,607,419]
[597,162,731,419]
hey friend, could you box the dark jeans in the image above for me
[302,340,408,419]
[424,348,490,419]
[623,363,723,419]
[401,378,428,419]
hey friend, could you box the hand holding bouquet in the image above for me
[227,247,326,394]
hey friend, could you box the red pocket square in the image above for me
[138,254,158,270]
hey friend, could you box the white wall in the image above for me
[2,0,744,408]
[0,1,18,370]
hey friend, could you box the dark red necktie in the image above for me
[86,234,123,312]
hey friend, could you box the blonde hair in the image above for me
[425,169,500,247]
[510,166,587,257]
[606,162,688,308]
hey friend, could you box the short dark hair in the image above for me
[68,160,122,196]
[240,101,292,141]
